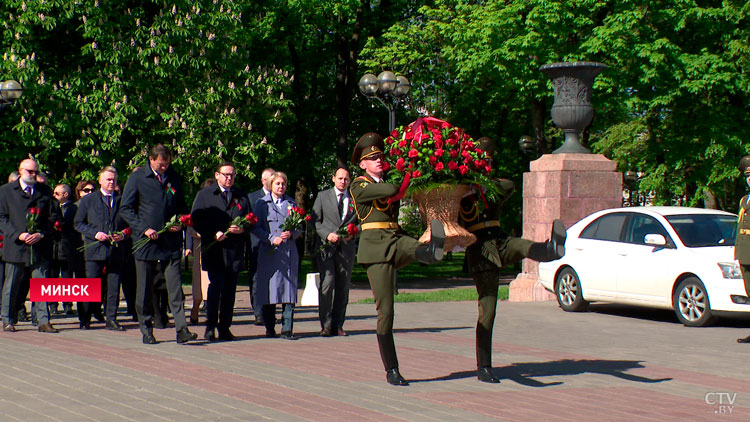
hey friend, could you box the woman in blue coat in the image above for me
[253,172,302,340]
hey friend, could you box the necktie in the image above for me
[105,195,112,210]
[221,190,229,206]
[156,173,163,184]
[24,186,32,196]
[337,193,344,217]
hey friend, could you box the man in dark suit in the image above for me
[50,183,80,315]
[312,167,358,337]
[247,167,274,325]
[350,133,445,386]
[191,162,250,341]
[0,159,60,333]
[74,166,129,331]
[120,145,198,344]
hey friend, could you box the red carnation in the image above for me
[382,161,391,171]
[412,170,422,178]
[122,227,132,236]
[434,162,445,172]
[435,148,444,157]
[398,140,407,148]
[29,207,41,215]
[346,223,359,236]
[484,165,492,173]
[54,221,63,231]
[296,207,306,216]
[408,149,419,158]
[305,215,313,222]
[449,149,459,158]
[448,161,458,171]
[179,214,193,227]
[396,158,406,172]
[474,159,484,168]
[245,212,258,225]
[459,165,469,175]
[429,156,437,165]
[0,235,4,241]
[0,242,3,249]
[446,137,458,146]
[461,150,471,158]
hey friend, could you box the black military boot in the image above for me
[476,325,500,383]
[527,219,567,262]
[377,333,408,386]
[738,334,750,343]
[415,220,445,265]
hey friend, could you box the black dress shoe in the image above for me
[386,369,409,386]
[336,328,349,337]
[254,319,265,326]
[737,335,750,343]
[320,328,333,337]
[176,328,198,343]
[280,332,298,340]
[204,328,217,342]
[105,320,126,331]
[477,367,500,383]
[218,329,235,341]
[142,334,157,344]
[38,322,59,333]
[265,330,278,338]
[93,311,105,323]
[3,323,16,332]
[79,322,90,330]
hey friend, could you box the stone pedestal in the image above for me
[508,154,623,302]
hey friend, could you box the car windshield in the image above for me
[664,214,737,247]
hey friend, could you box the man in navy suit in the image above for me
[120,145,198,344]
[247,167,274,325]
[311,167,358,336]
[0,159,60,333]
[191,162,250,341]
[74,166,129,331]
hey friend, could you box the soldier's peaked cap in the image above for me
[352,132,384,164]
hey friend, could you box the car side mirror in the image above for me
[644,234,667,246]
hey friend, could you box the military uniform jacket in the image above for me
[0,181,60,264]
[459,182,507,270]
[349,174,401,265]
[119,165,188,261]
[735,195,750,263]
[191,183,250,273]
[74,191,127,262]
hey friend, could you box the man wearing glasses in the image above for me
[50,184,80,315]
[191,162,250,341]
[0,159,60,333]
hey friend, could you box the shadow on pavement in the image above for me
[411,359,672,386]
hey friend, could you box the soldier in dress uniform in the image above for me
[734,155,750,344]
[349,132,445,386]
[459,137,567,382]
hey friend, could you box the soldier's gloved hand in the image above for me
[388,171,412,204]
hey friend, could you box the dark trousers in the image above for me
[79,260,121,325]
[135,259,187,336]
[248,246,262,320]
[206,269,238,331]
[262,303,294,334]
[2,261,50,325]
[121,253,137,316]
[317,247,353,330]
[50,258,75,311]
[0,260,4,310]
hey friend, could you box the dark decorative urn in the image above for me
[539,62,607,154]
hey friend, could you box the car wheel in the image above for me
[555,267,588,312]
[673,277,715,327]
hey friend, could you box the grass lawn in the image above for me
[353,286,509,304]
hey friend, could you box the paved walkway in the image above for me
[1,282,749,421]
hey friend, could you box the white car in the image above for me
[538,206,750,326]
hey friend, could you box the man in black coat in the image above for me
[191,162,251,341]
[119,145,198,344]
[0,159,60,333]
[74,166,129,331]
[246,167,274,325]
[51,183,80,315]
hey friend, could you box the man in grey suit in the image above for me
[247,168,274,325]
[312,167,358,337]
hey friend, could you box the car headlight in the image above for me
[718,262,742,279]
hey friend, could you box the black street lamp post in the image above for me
[358,71,411,132]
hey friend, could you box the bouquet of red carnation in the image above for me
[383,117,495,195]
[280,206,311,232]
[132,214,191,253]
[0,234,4,250]
[314,223,359,256]
[26,207,41,265]
[203,212,259,251]
[53,220,63,232]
